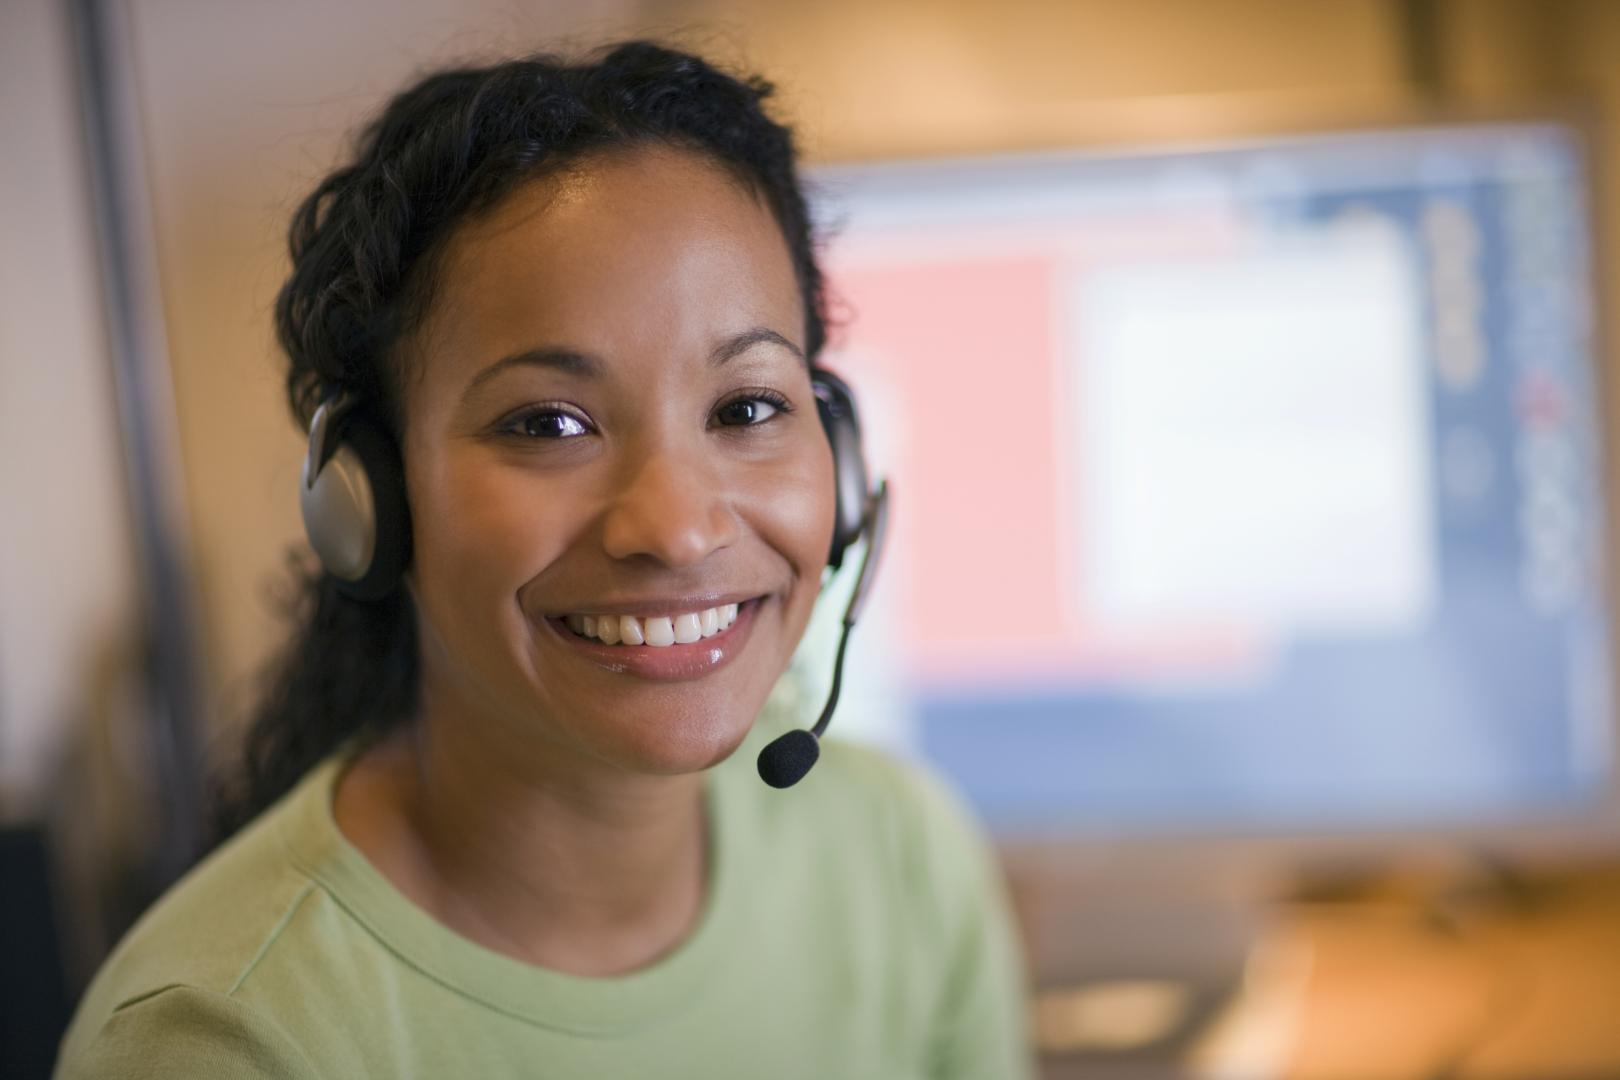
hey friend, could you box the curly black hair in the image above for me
[215,40,831,838]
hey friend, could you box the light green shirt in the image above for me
[55,716,1033,1079]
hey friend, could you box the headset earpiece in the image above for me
[299,394,411,601]
[811,368,871,571]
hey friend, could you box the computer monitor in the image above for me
[806,118,1614,837]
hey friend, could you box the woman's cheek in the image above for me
[411,449,575,615]
[749,437,837,602]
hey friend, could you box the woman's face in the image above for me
[398,144,835,777]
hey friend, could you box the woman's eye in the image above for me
[715,393,788,428]
[510,409,589,439]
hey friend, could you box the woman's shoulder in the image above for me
[802,741,1035,1077]
[56,764,337,1077]
[731,725,1002,916]
[781,733,989,849]
[722,730,1034,1078]
[822,737,997,883]
[738,672,991,873]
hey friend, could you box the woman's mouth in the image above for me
[562,603,740,647]
[543,597,765,681]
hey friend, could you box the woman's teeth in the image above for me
[564,604,740,647]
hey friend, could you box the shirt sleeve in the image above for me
[57,985,319,1080]
[895,759,1038,1080]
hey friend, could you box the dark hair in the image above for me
[215,41,831,837]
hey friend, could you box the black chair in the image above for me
[0,826,73,1080]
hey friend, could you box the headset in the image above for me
[299,369,890,787]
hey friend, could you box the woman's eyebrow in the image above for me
[463,326,805,404]
[711,326,804,366]
[462,347,600,404]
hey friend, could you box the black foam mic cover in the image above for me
[757,729,821,789]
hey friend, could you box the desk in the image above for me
[1195,865,1620,1078]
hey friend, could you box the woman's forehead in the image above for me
[416,146,804,390]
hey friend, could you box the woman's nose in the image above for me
[600,452,740,567]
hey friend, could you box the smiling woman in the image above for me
[53,41,1032,1080]
[397,144,830,784]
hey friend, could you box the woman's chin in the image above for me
[589,709,756,777]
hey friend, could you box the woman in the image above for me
[56,41,1031,1079]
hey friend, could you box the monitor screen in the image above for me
[806,120,1613,833]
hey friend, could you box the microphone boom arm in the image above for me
[757,480,890,788]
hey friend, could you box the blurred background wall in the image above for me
[0,0,140,819]
[18,0,1620,791]
[7,2,1620,1078]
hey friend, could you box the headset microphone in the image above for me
[757,479,890,789]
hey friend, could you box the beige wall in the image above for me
[16,0,1612,778]
[0,0,142,816]
[652,0,1411,160]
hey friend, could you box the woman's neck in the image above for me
[332,708,711,978]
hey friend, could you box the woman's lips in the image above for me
[543,597,764,681]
